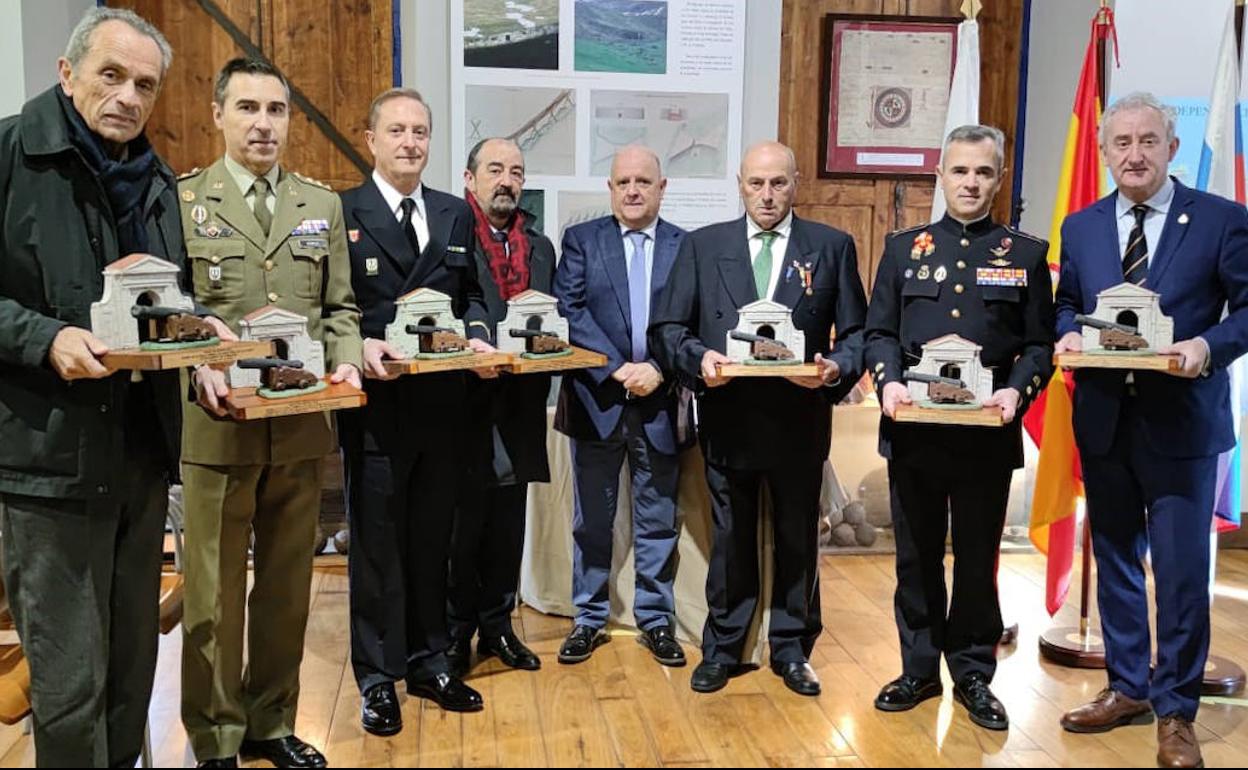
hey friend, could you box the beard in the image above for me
[488,189,518,219]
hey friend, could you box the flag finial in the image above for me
[960,0,982,19]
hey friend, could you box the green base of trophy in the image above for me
[257,380,328,400]
[415,349,474,360]
[139,337,219,351]
[916,399,983,410]
[743,357,798,366]
[521,348,574,360]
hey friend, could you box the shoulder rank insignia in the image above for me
[177,167,202,181]
[292,172,332,191]
[910,231,935,261]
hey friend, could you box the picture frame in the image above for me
[818,14,962,179]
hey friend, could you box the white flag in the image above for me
[931,19,980,222]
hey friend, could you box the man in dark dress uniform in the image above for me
[864,125,1055,731]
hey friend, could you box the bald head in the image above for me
[609,145,667,230]
[739,141,798,230]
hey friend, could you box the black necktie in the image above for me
[1122,204,1150,286]
[399,197,421,257]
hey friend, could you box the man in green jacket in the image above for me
[0,7,228,767]
[179,58,363,769]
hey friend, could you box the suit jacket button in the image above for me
[950,308,961,319]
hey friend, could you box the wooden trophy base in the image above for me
[500,346,607,374]
[379,352,511,377]
[1202,655,1247,696]
[716,361,820,378]
[893,403,1005,427]
[1038,625,1106,668]
[1055,352,1181,372]
[102,339,273,371]
[225,379,366,420]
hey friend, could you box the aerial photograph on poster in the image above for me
[574,0,668,74]
[466,86,577,176]
[589,90,728,178]
[464,0,560,70]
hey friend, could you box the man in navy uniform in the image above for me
[864,125,1054,731]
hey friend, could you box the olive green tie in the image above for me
[753,231,777,299]
[251,176,272,237]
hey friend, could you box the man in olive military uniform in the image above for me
[179,58,362,769]
[864,125,1054,731]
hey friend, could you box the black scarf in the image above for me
[58,87,157,256]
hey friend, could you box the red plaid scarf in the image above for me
[465,189,531,301]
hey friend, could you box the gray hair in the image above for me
[368,87,432,133]
[942,125,1006,170]
[64,7,173,78]
[1100,91,1177,146]
[466,137,522,174]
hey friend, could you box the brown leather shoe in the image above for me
[1060,688,1153,733]
[1156,715,1203,768]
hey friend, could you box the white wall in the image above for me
[401,0,782,192]
[0,0,26,117]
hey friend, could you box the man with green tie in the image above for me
[177,58,362,769]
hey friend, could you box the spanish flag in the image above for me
[1022,8,1115,616]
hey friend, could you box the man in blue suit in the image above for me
[1055,92,1248,770]
[553,145,691,667]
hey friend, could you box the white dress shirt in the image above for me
[746,211,792,299]
[373,170,428,253]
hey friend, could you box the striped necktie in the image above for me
[1122,204,1150,286]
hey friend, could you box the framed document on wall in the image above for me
[819,14,961,179]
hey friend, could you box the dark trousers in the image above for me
[0,451,165,768]
[447,482,528,640]
[701,460,822,665]
[569,407,682,631]
[1082,399,1216,720]
[887,458,1010,683]
[344,448,461,690]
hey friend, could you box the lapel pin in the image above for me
[181,189,195,202]
[1178,213,1189,225]
[191,204,208,225]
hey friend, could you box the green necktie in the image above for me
[252,176,272,237]
[753,231,777,299]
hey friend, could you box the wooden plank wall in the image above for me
[780,0,1025,295]
[113,0,393,190]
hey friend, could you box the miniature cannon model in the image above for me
[90,254,197,349]
[407,324,470,355]
[508,327,571,355]
[131,305,215,343]
[729,330,796,361]
[236,357,320,392]
[903,370,976,405]
[1074,313,1148,351]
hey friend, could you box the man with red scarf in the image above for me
[445,138,555,676]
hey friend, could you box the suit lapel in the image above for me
[648,219,679,309]
[771,217,811,310]
[1146,181,1194,289]
[265,170,308,257]
[1094,196,1123,288]
[717,217,758,309]
[204,161,265,251]
[599,219,632,323]
[353,180,414,275]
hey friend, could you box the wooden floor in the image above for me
[4,551,1248,767]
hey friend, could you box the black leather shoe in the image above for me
[558,624,609,663]
[638,624,686,667]
[360,681,402,736]
[446,636,473,678]
[480,632,541,670]
[409,672,484,712]
[239,735,326,768]
[874,674,944,712]
[691,661,731,693]
[954,672,1009,730]
[196,760,238,768]
[772,661,821,696]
